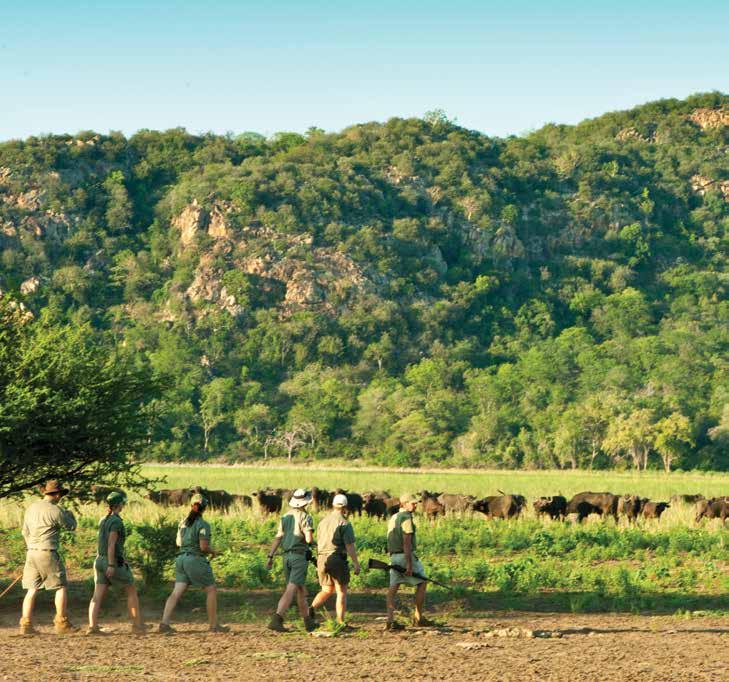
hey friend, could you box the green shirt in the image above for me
[22,499,77,550]
[387,510,416,555]
[316,510,355,557]
[97,513,126,560]
[277,509,314,554]
[177,516,211,556]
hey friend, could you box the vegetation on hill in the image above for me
[0,94,726,469]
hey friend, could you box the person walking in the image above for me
[86,491,146,635]
[19,480,78,635]
[385,493,436,630]
[266,488,316,632]
[309,493,361,629]
[158,493,229,634]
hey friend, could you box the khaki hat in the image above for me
[42,480,69,496]
[332,493,348,508]
[191,493,208,507]
[400,493,422,505]
[289,488,312,508]
[106,491,127,507]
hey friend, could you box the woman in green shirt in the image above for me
[158,493,229,633]
[86,492,146,635]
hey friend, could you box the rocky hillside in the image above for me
[0,93,727,469]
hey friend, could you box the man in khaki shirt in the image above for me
[310,493,361,627]
[386,493,435,630]
[19,480,78,635]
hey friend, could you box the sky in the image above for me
[1,0,727,141]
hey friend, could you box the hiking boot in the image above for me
[266,613,287,633]
[158,622,176,635]
[131,623,149,635]
[18,619,37,636]
[85,625,104,636]
[303,616,318,632]
[308,606,316,620]
[338,623,357,633]
[385,620,406,632]
[413,616,438,627]
[209,624,230,633]
[54,616,78,635]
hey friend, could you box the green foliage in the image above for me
[0,94,726,469]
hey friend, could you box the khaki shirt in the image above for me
[277,509,314,554]
[177,516,211,556]
[387,510,416,555]
[97,513,126,561]
[316,510,355,557]
[22,499,77,550]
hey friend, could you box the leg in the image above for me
[161,582,188,625]
[334,582,347,624]
[21,588,38,624]
[88,584,109,628]
[275,583,298,617]
[54,586,69,620]
[414,582,427,622]
[386,584,400,623]
[124,584,142,627]
[310,584,335,610]
[204,585,218,628]
[295,585,309,619]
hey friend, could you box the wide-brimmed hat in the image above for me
[191,493,208,508]
[106,491,127,507]
[289,488,312,508]
[42,480,69,496]
[400,493,422,505]
[332,493,348,508]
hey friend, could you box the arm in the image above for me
[266,535,283,570]
[403,533,414,576]
[198,537,215,557]
[345,543,360,575]
[105,531,118,578]
[304,528,314,545]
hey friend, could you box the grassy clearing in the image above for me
[140,463,729,500]
[1,465,727,617]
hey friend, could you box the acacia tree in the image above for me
[603,408,656,471]
[0,296,160,499]
[654,413,693,472]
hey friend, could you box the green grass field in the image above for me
[140,462,729,501]
[1,464,727,618]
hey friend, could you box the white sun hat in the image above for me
[289,488,312,508]
[332,493,348,508]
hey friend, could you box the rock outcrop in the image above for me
[691,174,729,200]
[173,199,207,247]
[688,108,729,130]
[20,276,41,296]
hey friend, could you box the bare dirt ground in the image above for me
[1,611,728,681]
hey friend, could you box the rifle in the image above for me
[0,575,21,601]
[368,558,451,589]
[305,548,317,566]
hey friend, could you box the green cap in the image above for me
[106,491,127,506]
[191,493,208,507]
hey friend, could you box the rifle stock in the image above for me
[367,557,450,589]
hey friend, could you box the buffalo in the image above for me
[695,497,729,523]
[670,494,705,506]
[642,501,670,519]
[533,495,567,520]
[566,492,618,522]
[617,495,642,523]
[328,489,363,516]
[363,492,399,519]
[309,486,331,512]
[437,493,476,514]
[252,490,283,514]
[146,488,193,507]
[420,491,445,519]
[192,486,234,511]
[231,493,252,508]
[90,484,126,505]
[473,494,526,520]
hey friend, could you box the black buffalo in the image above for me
[533,495,567,520]
[566,492,619,522]
[473,494,526,520]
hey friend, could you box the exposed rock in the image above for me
[4,188,46,211]
[0,167,11,184]
[173,200,208,247]
[20,276,41,296]
[691,174,729,200]
[616,127,653,142]
[285,271,324,305]
[688,108,729,130]
[208,204,229,239]
[185,255,244,317]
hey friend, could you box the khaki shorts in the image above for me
[175,554,215,588]
[22,550,67,591]
[389,553,426,588]
[283,552,309,586]
[94,556,135,587]
[317,553,350,587]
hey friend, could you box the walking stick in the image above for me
[0,575,21,600]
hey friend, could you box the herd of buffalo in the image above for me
[90,485,729,524]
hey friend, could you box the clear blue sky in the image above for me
[1,0,727,141]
